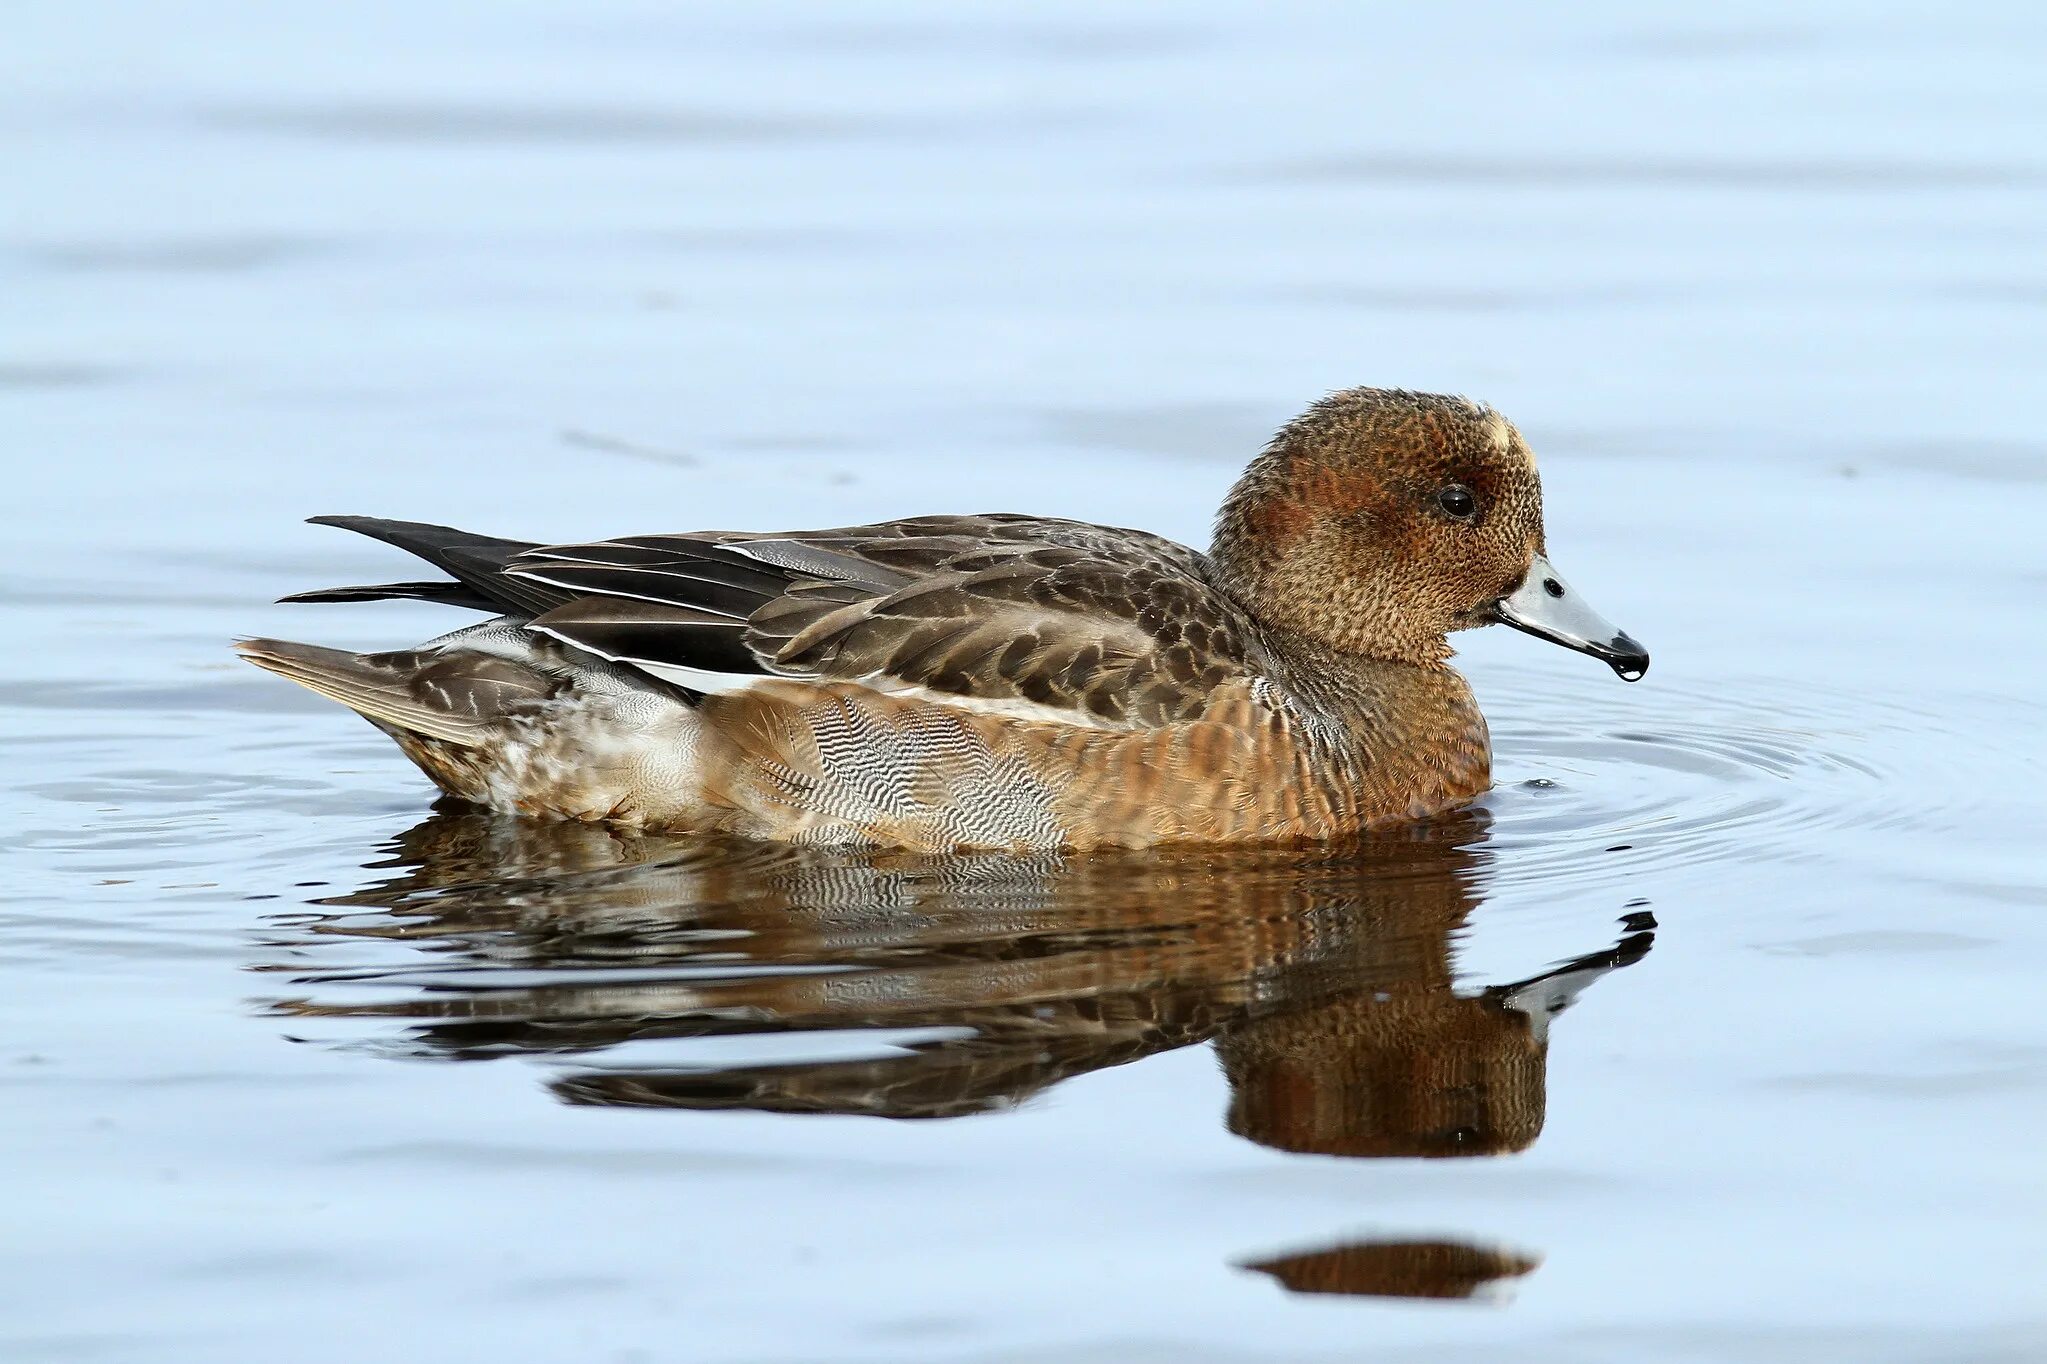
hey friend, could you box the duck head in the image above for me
[1211,388,1648,680]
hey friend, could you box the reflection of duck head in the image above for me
[263,805,1648,1163]
[1220,893,1651,1158]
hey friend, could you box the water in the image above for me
[7,3,2047,1360]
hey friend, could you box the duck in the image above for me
[239,387,1647,851]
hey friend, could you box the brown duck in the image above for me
[240,387,1647,851]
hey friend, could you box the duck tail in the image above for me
[235,637,543,746]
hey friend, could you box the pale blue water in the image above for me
[7,4,2047,1361]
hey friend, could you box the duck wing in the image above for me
[282,516,562,615]
[506,515,1268,726]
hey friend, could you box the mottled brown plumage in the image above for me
[240,387,1648,851]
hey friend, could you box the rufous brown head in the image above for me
[1211,388,1647,678]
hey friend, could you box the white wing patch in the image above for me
[854,678,1128,731]
[506,564,752,618]
[523,620,766,695]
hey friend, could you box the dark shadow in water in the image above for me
[253,805,1650,1299]
[1242,1237,1540,1301]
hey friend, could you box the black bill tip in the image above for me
[1598,632,1650,682]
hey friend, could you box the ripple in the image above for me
[196,101,877,146]
[1473,665,2020,893]
[1256,152,2047,190]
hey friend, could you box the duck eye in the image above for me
[1436,484,1477,521]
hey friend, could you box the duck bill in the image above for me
[1493,555,1649,681]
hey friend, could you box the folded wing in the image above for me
[295,514,1269,730]
[509,516,1264,727]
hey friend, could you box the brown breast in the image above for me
[685,662,1490,851]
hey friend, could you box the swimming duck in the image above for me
[240,387,1646,851]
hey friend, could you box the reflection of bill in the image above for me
[1224,922,1652,1159]
[267,807,1652,1166]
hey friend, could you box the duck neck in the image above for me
[1262,631,1492,808]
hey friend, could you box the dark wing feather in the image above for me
[297,517,556,617]
[279,580,499,610]
[292,513,1265,726]
[526,598,763,684]
[440,548,569,616]
[506,561,768,621]
[509,516,1267,726]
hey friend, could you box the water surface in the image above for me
[7,3,2047,1361]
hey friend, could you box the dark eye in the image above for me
[1436,484,1477,521]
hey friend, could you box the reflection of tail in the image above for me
[554,1051,1063,1119]
[554,1025,1194,1119]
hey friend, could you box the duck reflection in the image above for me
[259,807,1649,1300]
[261,805,1649,1164]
